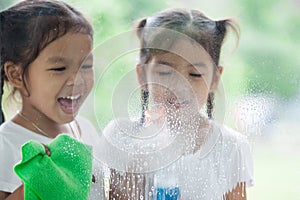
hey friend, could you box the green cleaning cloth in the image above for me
[14,134,93,200]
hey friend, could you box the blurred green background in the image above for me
[1,0,300,199]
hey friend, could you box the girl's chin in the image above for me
[57,115,76,125]
[60,107,78,115]
[57,108,78,123]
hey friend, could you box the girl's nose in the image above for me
[66,70,84,86]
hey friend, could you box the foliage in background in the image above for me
[2,0,299,100]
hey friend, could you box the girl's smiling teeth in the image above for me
[57,94,82,114]
[64,94,81,100]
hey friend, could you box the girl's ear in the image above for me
[210,66,223,92]
[4,61,24,89]
[136,64,148,91]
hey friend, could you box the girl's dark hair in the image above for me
[0,0,93,125]
[135,8,239,119]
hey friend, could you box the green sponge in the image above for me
[14,134,93,200]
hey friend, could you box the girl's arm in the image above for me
[0,185,23,200]
[225,182,246,200]
[0,191,9,200]
[109,169,146,200]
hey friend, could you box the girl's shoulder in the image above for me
[190,121,254,187]
[102,118,140,146]
[212,121,255,187]
[212,121,250,148]
[0,120,51,146]
[94,118,141,172]
[193,120,253,162]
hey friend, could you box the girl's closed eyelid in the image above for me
[47,66,67,72]
[80,65,93,69]
[189,73,203,77]
[158,71,172,75]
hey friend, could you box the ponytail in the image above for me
[206,19,239,119]
[135,18,147,39]
[1,12,5,125]
[0,70,5,125]
[135,18,150,125]
[206,92,214,119]
[140,89,149,125]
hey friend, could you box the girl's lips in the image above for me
[57,94,82,115]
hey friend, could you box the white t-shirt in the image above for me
[98,118,254,200]
[156,122,254,199]
[0,116,104,199]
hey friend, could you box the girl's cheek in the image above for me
[81,72,94,86]
[151,86,165,103]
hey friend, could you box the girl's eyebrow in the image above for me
[47,56,69,64]
[155,60,207,68]
[187,63,207,68]
[155,60,176,67]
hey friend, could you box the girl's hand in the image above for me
[109,169,146,200]
[225,182,246,200]
[0,185,24,200]
[0,191,9,200]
